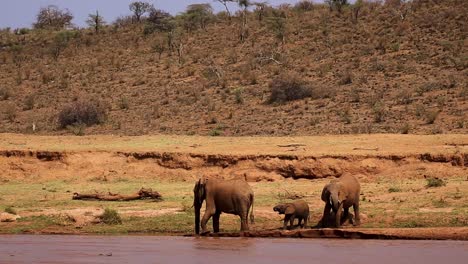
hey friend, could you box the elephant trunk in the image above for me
[330,193,341,213]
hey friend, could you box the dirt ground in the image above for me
[0,134,467,239]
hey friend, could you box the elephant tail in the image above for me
[249,194,255,224]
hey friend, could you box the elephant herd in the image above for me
[193,174,361,235]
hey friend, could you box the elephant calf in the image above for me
[273,200,310,230]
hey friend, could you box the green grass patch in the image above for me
[4,206,16,215]
[100,208,122,225]
[426,177,446,188]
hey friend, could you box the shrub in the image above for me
[58,99,107,128]
[5,104,17,122]
[4,206,16,215]
[426,177,446,188]
[209,128,222,136]
[425,110,439,124]
[233,88,244,104]
[99,208,122,225]
[24,94,35,110]
[372,102,386,123]
[400,123,410,134]
[337,71,352,85]
[268,74,312,103]
[34,5,73,30]
[294,0,314,11]
[0,87,11,100]
[146,8,174,33]
[388,186,401,193]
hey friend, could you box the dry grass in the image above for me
[0,0,466,136]
[0,134,466,156]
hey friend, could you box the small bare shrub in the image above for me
[337,71,352,85]
[425,110,439,124]
[372,102,386,123]
[0,87,11,100]
[268,74,312,103]
[24,94,35,110]
[58,99,107,128]
[294,0,314,11]
[5,104,17,122]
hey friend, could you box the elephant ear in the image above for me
[321,184,331,202]
[194,179,205,205]
[285,204,295,215]
[337,183,347,201]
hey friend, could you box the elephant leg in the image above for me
[341,207,349,225]
[201,208,215,234]
[239,209,250,232]
[303,215,308,228]
[335,204,343,228]
[353,202,361,226]
[298,217,303,228]
[320,203,331,228]
[213,212,221,233]
[289,216,295,229]
[283,216,289,230]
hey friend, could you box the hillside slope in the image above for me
[0,0,466,136]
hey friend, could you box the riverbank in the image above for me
[0,134,466,239]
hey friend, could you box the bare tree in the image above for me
[129,1,152,22]
[238,0,250,42]
[214,0,235,20]
[86,10,106,33]
[34,5,73,30]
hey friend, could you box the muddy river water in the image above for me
[1,235,467,264]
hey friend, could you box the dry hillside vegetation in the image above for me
[0,0,466,136]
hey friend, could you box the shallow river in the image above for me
[0,235,467,264]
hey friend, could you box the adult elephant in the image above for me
[320,174,361,228]
[193,178,255,235]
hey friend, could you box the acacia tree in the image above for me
[86,10,106,33]
[34,5,73,30]
[129,1,152,22]
[186,4,214,31]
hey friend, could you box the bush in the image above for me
[372,102,386,123]
[58,99,107,129]
[24,94,35,110]
[4,206,16,215]
[0,87,11,100]
[388,187,401,193]
[294,0,314,11]
[426,177,446,188]
[34,5,73,30]
[99,208,122,225]
[268,74,312,103]
[233,88,244,104]
[425,110,439,124]
[5,104,17,122]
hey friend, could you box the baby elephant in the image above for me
[273,200,310,230]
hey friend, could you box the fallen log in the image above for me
[72,187,163,201]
